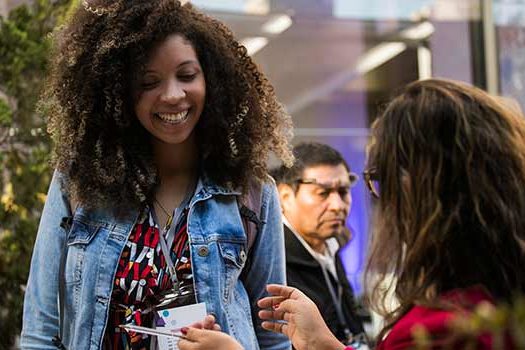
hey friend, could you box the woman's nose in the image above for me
[160,80,186,103]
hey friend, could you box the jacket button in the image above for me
[239,250,247,263]
[198,246,209,257]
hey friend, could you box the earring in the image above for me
[228,131,239,157]
[228,101,249,158]
[234,102,249,126]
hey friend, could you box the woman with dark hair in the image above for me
[20,1,293,349]
[180,79,525,349]
[362,78,525,348]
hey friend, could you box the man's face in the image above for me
[279,164,352,245]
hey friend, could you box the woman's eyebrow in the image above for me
[177,60,199,68]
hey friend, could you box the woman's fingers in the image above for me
[259,297,298,321]
[258,308,289,322]
[178,327,201,349]
[266,284,297,299]
[202,315,217,330]
[186,315,221,331]
[258,284,306,310]
[257,295,286,309]
[178,328,243,350]
[261,321,289,336]
[258,309,275,320]
[257,284,315,338]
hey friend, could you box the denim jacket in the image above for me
[21,171,290,350]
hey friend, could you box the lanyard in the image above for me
[151,183,195,292]
[156,218,179,290]
[320,263,353,343]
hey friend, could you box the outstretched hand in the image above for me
[257,284,346,350]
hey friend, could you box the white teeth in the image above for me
[155,110,188,123]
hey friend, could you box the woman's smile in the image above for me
[154,110,190,124]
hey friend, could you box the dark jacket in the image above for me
[284,225,364,343]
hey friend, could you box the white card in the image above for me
[156,302,207,350]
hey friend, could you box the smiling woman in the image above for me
[134,34,206,147]
[20,1,293,349]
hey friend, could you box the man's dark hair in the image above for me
[271,142,350,189]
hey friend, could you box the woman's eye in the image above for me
[140,81,158,89]
[178,73,197,82]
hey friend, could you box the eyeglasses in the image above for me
[296,173,358,203]
[363,167,380,198]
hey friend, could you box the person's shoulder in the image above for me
[379,287,496,350]
[255,174,279,202]
[380,304,454,349]
[258,174,277,192]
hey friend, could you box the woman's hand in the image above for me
[178,315,243,350]
[187,314,221,331]
[178,328,243,350]
[257,284,346,350]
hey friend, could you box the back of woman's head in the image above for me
[366,79,525,324]
[43,0,292,208]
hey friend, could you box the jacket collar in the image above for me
[284,224,321,268]
[199,172,242,196]
[74,173,240,227]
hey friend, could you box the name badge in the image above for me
[156,302,207,350]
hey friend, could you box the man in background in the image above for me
[271,142,365,345]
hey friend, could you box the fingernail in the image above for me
[181,327,188,335]
[272,303,280,309]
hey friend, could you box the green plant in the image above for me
[0,1,76,347]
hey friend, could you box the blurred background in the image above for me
[1,0,524,348]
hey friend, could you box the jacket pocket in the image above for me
[218,241,247,303]
[64,219,100,285]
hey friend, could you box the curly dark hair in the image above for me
[365,79,525,339]
[40,0,293,208]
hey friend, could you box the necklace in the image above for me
[154,175,197,231]
[154,197,173,230]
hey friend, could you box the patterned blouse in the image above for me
[103,207,195,350]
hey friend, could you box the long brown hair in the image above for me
[41,0,293,208]
[365,79,525,337]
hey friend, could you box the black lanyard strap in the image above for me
[320,263,353,342]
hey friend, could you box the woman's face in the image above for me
[134,34,206,146]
